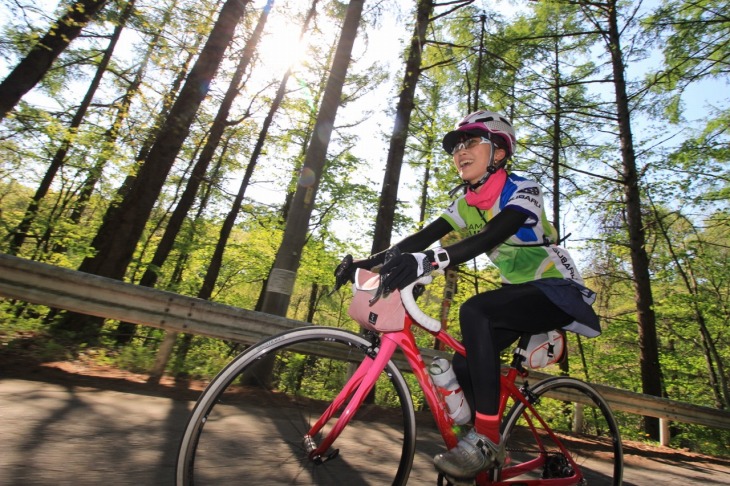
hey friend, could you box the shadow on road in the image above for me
[2,359,730,486]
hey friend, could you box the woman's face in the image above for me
[452,137,506,185]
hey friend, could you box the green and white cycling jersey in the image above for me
[441,173,584,285]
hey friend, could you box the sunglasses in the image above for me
[451,136,490,155]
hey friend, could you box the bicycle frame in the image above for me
[304,314,586,485]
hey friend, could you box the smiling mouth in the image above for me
[458,160,474,168]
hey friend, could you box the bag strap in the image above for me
[513,330,568,363]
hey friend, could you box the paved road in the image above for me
[1,370,730,485]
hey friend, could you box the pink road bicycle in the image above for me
[176,265,623,485]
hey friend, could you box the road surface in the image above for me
[1,363,729,485]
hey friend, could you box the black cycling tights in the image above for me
[452,283,574,416]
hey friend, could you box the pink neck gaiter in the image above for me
[464,168,508,209]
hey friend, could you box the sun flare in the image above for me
[257,16,310,76]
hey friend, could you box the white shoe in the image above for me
[433,429,505,479]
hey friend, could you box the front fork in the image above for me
[302,332,398,462]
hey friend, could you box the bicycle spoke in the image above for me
[177,327,417,485]
[499,377,623,485]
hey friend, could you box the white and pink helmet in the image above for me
[442,110,517,156]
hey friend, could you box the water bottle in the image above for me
[429,357,471,425]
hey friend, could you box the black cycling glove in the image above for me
[380,251,433,292]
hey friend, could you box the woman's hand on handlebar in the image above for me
[380,252,432,293]
[334,251,441,331]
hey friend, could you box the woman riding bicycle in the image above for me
[337,109,601,482]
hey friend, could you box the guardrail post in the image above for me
[149,331,178,384]
[573,403,584,433]
[660,418,671,446]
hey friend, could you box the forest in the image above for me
[0,0,728,455]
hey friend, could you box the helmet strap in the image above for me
[468,140,505,191]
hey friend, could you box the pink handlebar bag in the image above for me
[347,269,406,333]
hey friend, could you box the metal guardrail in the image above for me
[0,253,300,343]
[2,252,730,443]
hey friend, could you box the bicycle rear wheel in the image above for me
[500,376,623,485]
[176,326,417,486]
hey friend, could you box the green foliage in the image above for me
[171,336,236,379]
[669,423,730,457]
[0,301,73,361]
[643,0,730,121]
[1,0,729,458]
[94,342,157,374]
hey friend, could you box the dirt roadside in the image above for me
[2,355,730,485]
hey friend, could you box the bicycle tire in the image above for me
[499,376,623,485]
[176,326,417,485]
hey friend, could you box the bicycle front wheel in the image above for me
[176,326,417,486]
[500,376,623,485]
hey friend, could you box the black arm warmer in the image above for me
[359,218,453,268]
[442,208,528,266]
[361,207,528,269]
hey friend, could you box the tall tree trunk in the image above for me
[261,0,364,316]
[66,0,175,227]
[198,0,318,304]
[280,47,330,223]
[549,34,571,376]
[306,283,319,323]
[0,0,111,120]
[52,0,249,343]
[550,37,562,242]
[600,0,663,439]
[146,141,230,384]
[114,31,205,205]
[370,0,433,254]
[7,0,136,255]
[80,0,248,279]
[146,0,319,375]
[138,0,275,292]
[649,200,730,409]
[473,13,486,110]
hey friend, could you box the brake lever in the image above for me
[369,246,401,304]
[369,277,386,305]
[369,246,401,305]
[330,254,354,296]
[413,283,425,299]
